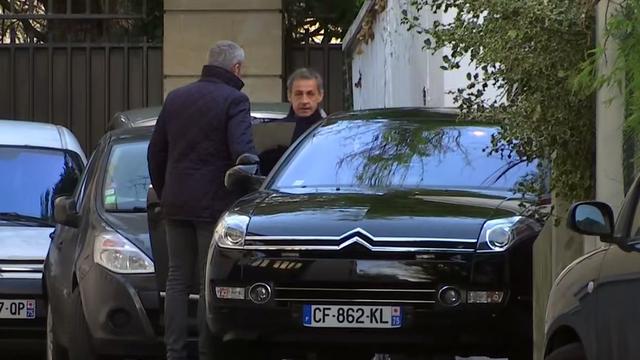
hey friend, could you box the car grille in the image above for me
[273,286,436,305]
[244,228,477,253]
[0,261,43,279]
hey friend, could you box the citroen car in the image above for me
[201,108,547,360]
[0,120,86,350]
[544,175,640,360]
[44,106,292,359]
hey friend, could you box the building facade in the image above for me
[342,0,499,110]
[163,0,284,102]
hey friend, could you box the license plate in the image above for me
[303,305,402,328]
[0,299,36,319]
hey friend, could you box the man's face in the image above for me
[288,79,324,117]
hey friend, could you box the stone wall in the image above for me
[163,0,283,102]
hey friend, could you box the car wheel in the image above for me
[67,291,99,360]
[46,303,67,360]
[545,343,586,360]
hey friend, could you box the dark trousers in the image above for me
[164,219,216,360]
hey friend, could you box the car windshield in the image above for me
[270,119,540,193]
[103,140,151,212]
[0,146,82,226]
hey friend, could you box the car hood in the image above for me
[0,226,54,261]
[244,189,524,249]
[102,212,152,258]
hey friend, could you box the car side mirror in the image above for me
[236,153,261,166]
[54,196,80,228]
[225,153,265,194]
[567,201,615,241]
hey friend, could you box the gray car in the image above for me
[45,105,294,359]
[107,102,291,130]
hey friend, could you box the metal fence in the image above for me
[0,0,163,152]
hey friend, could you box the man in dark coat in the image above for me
[286,68,326,143]
[147,40,256,360]
[258,68,326,175]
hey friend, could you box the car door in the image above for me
[147,186,172,294]
[46,142,103,339]
[595,179,640,360]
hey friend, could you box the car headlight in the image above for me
[213,212,250,249]
[477,216,523,252]
[93,229,155,274]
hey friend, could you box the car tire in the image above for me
[208,340,256,360]
[67,290,99,360]
[46,303,67,360]
[509,353,532,360]
[545,343,586,360]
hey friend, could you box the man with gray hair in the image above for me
[148,40,256,360]
[286,68,326,142]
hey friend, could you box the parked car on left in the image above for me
[0,120,86,349]
[44,105,293,359]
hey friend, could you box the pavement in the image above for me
[9,349,507,360]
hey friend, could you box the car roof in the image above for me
[251,102,291,118]
[0,119,86,159]
[108,124,155,141]
[329,107,460,121]
[117,106,162,123]
[113,102,291,129]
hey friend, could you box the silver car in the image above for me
[0,119,86,348]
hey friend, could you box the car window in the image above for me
[270,120,540,193]
[102,139,150,212]
[622,183,640,240]
[74,146,100,210]
[0,146,83,225]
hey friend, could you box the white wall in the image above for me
[351,1,498,110]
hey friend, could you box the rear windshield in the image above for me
[103,140,151,212]
[0,146,83,225]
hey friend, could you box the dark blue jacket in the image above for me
[148,65,256,221]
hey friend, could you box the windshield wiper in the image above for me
[0,212,53,227]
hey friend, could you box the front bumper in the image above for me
[78,264,164,356]
[206,247,533,356]
[0,275,47,344]
[208,305,527,356]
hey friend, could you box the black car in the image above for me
[195,108,547,359]
[544,176,640,360]
[44,108,294,359]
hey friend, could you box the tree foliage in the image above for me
[575,0,640,187]
[402,0,597,202]
[0,0,162,43]
[284,0,366,44]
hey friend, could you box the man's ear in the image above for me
[233,63,242,77]
[287,91,293,104]
[318,90,325,103]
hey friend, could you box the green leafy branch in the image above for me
[401,0,597,203]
